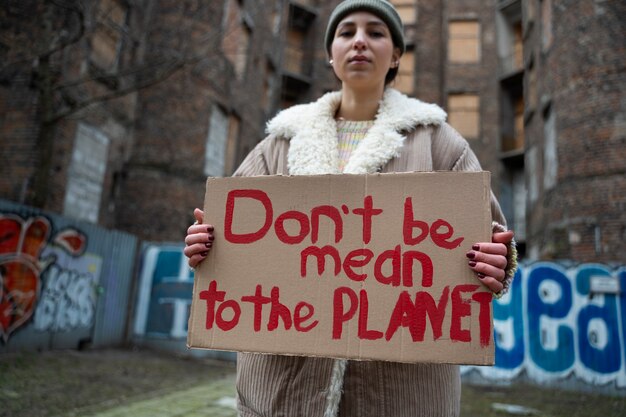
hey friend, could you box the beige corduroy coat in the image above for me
[231,88,515,417]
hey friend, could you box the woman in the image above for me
[185,1,517,416]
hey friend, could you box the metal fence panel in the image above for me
[0,199,137,352]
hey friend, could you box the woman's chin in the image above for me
[340,73,386,89]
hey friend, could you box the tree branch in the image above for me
[48,55,203,124]
[0,1,85,72]
[43,1,85,58]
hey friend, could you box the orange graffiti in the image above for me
[0,214,87,343]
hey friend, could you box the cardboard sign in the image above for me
[188,172,495,365]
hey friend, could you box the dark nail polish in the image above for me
[468,261,477,267]
[205,242,212,248]
[207,226,214,232]
[472,244,480,251]
[208,235,214,241]
[477,273,486,278]
[200,251,208,256]
[466,251,475,259]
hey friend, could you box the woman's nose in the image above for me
[353,31,367,49]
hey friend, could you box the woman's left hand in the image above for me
[467,230,514,293]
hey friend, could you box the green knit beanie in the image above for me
[324,0,405,55]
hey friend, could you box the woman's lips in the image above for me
[348,55,370,64]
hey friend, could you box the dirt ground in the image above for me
[1,347,624,417]
[0,347,234,417]
[461,383,625,417]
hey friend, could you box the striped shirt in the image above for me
[336,119,375,171]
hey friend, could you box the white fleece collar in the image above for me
[266,88,447,175]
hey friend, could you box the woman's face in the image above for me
[330,11,401,91]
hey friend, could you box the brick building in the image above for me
[1,0,624,263]
[520,0,625,262]
[1,0,285,241]
[303,0,625,263]
[114,0,285,240]
[0,0,139,230]
[282,0,524,251]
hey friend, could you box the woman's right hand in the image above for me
[183,208,215,269]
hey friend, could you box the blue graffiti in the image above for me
[576,266,621,374]
[471,262,626,388]
[134,246,193,339]
[527,264,575,372]
[493,268,524,370]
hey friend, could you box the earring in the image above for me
[393,61,399,67]
[329,59,334,65]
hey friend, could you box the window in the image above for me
[501,92,525,153]
[222,0,250,79]
[511,168,527,241]
[270,0,281,35]
[263,61,276,112]
[541,0,553,51]
[526,145,539,205]
[543,107,557,190]
[448,94,480,139]
[224,115,241,176]
[513,22,524,70]
[514,96,525,150]
[204,105,229,177]
[527,61,537,110]
[395,50,415,95]
[285,28,305,74]
[390,1,416,26]
[501,166,527,244]
[91,0,127,71]
[63,124,110,223]
[525,0,536,25]
[448,21,481,63]
[236,26,251,78]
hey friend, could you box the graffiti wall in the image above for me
[0,212,96,344]
[464,262,626,391]
[134,244,194,340]
[135,244,626,390]
[0,200,137,352]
